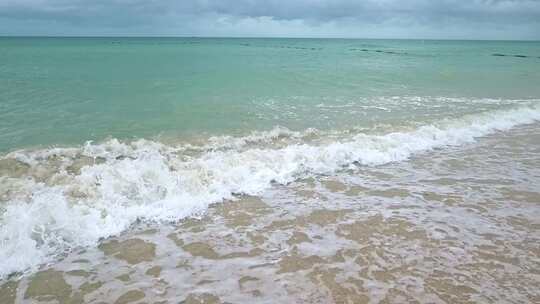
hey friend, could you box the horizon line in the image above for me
[1,35,539,42]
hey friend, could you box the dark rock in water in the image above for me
[492,53,534,59]
[352,48,405,55]
[115,155,136,161]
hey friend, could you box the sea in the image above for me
[1,37,539,303]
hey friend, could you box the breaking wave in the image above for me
[1,102,540,278]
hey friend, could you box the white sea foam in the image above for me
[179,126,320,153]
[1,103,540,278]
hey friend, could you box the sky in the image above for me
[0,0,539,40]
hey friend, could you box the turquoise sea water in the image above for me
[1,38,539,151]
[1,38,540,285]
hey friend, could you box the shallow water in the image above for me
[1,38,540,151]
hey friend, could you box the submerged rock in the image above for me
[0,280,19,304]
[99,238,156,264]
[24,270,72,302]
[115,290,145,304]
[0,159,30,178]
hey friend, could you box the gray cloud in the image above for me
[1,0,539,39]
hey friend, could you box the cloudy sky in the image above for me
[1,0,539,40]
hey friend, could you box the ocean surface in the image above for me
[1,37,540,303]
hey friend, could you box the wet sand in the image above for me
[2,124,540,303]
